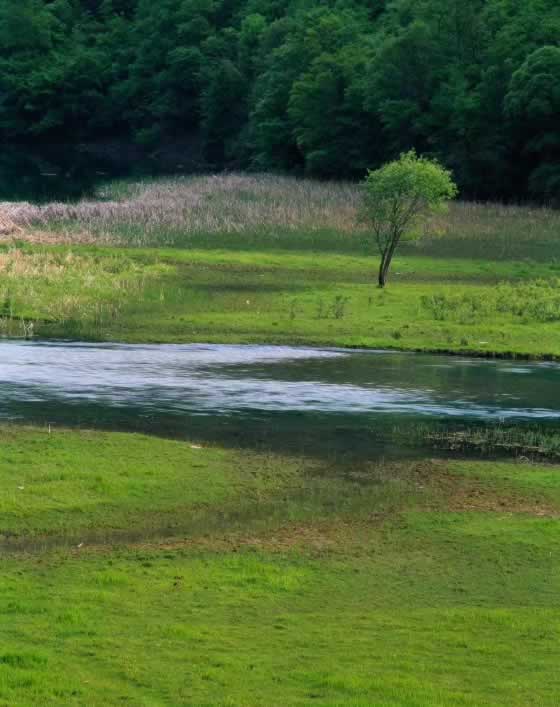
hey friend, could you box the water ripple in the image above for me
[1,340,559,423]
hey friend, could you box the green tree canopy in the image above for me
[506,46,560,201]
[362,151,458,287]
[0,0,557,200]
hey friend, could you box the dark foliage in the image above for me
[0,0,558,200]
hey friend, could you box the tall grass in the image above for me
[407,423,560,460]
[0,248,162,336]
[3,173,559,259]
[3,174,361,248]
[424,201,560,260]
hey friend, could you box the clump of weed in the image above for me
[315,298,327,320]
[330,295,350,320]
[420,292,489,324]
[421,278,560,324]
[315,295,350,320]
[289,299,300,321]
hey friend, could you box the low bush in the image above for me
[421,279,560,324]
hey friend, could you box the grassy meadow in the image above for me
[1,426,559,706]
[1,175,560,705]
[2,173,560,356]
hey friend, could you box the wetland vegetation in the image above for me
[0,173,559,703]
[3,174,560,358]
[1,169,559,704]
[1,0,559,699]
[0,0,560,696]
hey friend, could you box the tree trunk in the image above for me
[378,234,400,288]
[378,257,387,287]
[378,252,392,287]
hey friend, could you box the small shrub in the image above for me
[330,295,350,320]
[421,279,560,324]
[289,299,300,321]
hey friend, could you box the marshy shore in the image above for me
[1,174,560,358]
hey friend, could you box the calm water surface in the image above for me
[2,341,560,456]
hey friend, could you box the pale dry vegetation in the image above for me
[0,209,23,237]
[2,174,361,245]
[2,173,559,259]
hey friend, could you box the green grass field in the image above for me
[2,175,560,705]
[1,426,559,706]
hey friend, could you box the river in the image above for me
[2,340,559,457]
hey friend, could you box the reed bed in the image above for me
[3,173,559,258]
[387,421,560,461]
[3,174,361,247]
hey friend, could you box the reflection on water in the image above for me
[1,341,560,456]
[0,146,195,202]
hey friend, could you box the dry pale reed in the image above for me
[2,173,559,258]
[2,174,361,244]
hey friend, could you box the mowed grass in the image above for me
[0,427,559,706]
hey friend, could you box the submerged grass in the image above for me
[404,423,560,461]
[0,426,559,705]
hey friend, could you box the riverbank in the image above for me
[1,425,559,706]
[2,176,559,705]
[2,175,560,358]
[1,244,560,358]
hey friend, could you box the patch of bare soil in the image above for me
[1,516,382,559]
[142,523,345,554]
[412,459,560,517]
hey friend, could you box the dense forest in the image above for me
[0,0,558,200]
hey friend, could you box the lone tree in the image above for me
[362,151,457,287]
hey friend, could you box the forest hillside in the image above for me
[0,0,558,200]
